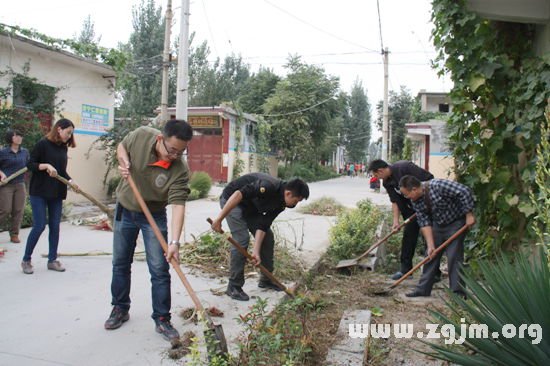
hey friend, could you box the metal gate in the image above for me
[187,133,224,182]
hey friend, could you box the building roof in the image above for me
[0,31,116,77]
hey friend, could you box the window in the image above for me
[438,103,450,113]
[12,75,55,131]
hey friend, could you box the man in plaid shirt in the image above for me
[399,175,475,297]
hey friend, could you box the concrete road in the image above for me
[0,176,389,366]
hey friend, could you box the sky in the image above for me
[1,0,451,135]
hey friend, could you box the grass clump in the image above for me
[190,171,212,198]
[298,197,346,216]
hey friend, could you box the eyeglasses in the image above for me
[162,138,186,157]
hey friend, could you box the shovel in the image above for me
[0,167,28,187]
[335,214,417,270]
[207,217,295,298]
[54,175,114,221]
[372,224,470,296]
[127,176,228,357]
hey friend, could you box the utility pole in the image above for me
[382,47,389,162]
[160,0,173,125]
[176,0,190,121]
[388,120,392,160]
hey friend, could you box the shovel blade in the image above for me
[334,258,359,269]
[204,324,228,360]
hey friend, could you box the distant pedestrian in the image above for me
[22,119,79,275]
[348,163,355,177]
[0,129,29,243]
[210,173,309,301]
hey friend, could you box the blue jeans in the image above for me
[110,203,171,320]
[23,195,63,262]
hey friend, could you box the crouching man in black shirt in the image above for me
[210,173,309,301]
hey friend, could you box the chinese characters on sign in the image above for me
[77,104,109,135]
[188,115,221,128]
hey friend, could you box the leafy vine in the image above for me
[432,0,550,256]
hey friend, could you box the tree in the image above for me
[117,0,165,119]
[238,67,280,114]
[75,15,102,55]
[264,56,339,164]
[343,80,371,162]
[376,86,414,159]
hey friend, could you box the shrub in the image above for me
[107,176,121,198]
[425,248,550,365]
[189,171,212,198]
[328,199,384,261]
[297,197,346,216]
[0,198,33,232]
[188,188,200,201]
[278,162,338,182]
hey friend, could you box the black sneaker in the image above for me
[405,290,430,298]
[104,306,129,330]
[226,285,249,301]
[391,271,413,281]
[258,281,283,292]
[155,317,180,341]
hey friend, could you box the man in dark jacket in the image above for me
[210,173,309,301]
[368,159,435,280]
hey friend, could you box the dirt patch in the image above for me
[167,331,196,360]
[302,259,451,365]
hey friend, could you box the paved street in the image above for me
[0,176,389,366]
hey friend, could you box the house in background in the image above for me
[165,105,278,182]
[0,31,116,202]
[405,90,454,179]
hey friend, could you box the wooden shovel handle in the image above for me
[356,213,417,261]
[207,218,294,298]
[0,167,27,187]
[54,175,114,220]
[127,175,212,323]
[390,224,470,289]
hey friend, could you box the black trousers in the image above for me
[400,217,421,273]
[220,198,275,288]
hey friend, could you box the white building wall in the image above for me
[0,35,115,202]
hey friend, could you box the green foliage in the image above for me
[431,0,550,255]
[74,15,102,59]
[0,23,127,71]
[88,118,145,185]
[401,138,413,160]
[425,248,550,365]
[264,56,339,164]
[277,162,338,182]
[106,176,121,198]
[188,188,200,201]
[376,86,414,158]
[117,0,165,119]
[189,171,212,198]
[238,67,280,114]
[343,80,371,162]
[0,198,32,232]
[0,63,63,149]
[529,104,550,258]
[236,297,316,365]
[328,199,384,260]
[297,197,346,216]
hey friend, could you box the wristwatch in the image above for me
[169,240,180,247]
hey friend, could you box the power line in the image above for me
[376,0,384,52]
[262,0,379,53]
[260,96,336,117]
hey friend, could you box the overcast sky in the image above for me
[2,0,451,134]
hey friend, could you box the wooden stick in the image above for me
[207,217,295,298]
[127,175,214,325]
[389,224,470,289]
[53,175,114,220]
[0,167,28,187]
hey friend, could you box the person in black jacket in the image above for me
[368,159,435,280]
[210,173,309,301]
[21,119,79,274]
